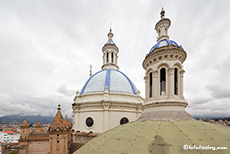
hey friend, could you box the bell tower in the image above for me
[140,8,193,121]
[101,29,119,70]
[48,105,72,154]
[20,118,29,140]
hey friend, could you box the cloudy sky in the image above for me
[0,0,230,118]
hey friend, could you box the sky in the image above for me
[0,0,230,118]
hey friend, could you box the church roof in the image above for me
[35,120,41,128]
[80,69,137,95]
[48,105,71,132]
[74,120,230,154]
[65,115,72,129]
[147,39,181,56]
[21,118,29,128]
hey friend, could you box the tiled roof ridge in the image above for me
[35,120,41,128]
[48,105,71,132]
[21,118,29,128]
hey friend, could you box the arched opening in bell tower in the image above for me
[160,68,166,95]
[111,52,114,63]
[106,52,109,63]
[149,72,152,98]
[174,68,178,95]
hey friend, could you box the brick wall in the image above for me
[27,141,49,154]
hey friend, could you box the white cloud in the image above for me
[57,84,75,97]
[0,0,230,117]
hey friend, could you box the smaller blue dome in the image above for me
[105,41,116,45]
[147,39,181,56]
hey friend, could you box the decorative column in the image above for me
[168,68,174,97]
[180,70,185,99]
[109,51,111,63]
[144,75,148,99]
[76,104,80,131]
[115,53,117,64]
[103,53,106,64]
[153,71,158,97]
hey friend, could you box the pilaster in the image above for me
[179,70,185,99]
[144,75,148,99]
[153,71,158,97]
[168,68,174,97]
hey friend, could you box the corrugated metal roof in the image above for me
[74,120,230,154]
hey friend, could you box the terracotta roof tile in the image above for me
[48,105,71,132]
[3,131,16,134]
[35,120,41,128]
[65,115,72,130]
[21,118,29,128]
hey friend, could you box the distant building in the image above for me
[0,141,2,154]
[0,131,20,144]
[19,105,72,154]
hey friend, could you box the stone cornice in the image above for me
[102,44,119,52]
[143,45,187,70]
[72,101,142,113]
[74,92,144,104]
[143,100,188,110]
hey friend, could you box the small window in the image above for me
[57,140,59,143]
[57,134,59,137]
[120,117,129,125]
[86,117,94,127]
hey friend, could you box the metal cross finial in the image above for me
[110,22,112,32]
[161,7,165,19]
[89,64,92,77]
[57,104,61,110]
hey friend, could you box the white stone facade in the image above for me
[72,92,143,132]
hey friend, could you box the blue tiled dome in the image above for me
[80,69,137,95]
[147,39,181,56]
[105,40,116,45]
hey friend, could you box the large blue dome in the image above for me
[80,69,137,95]
[147,39,181,56]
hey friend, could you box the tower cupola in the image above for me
[102,29,119,70]
[155,8,171,42]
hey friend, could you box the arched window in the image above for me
[111,52,114,63]
[149,72,152,98]
[174,68,178,95]
[120,117,129,125]
[160,68,166,95]
[106,52,109,63]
